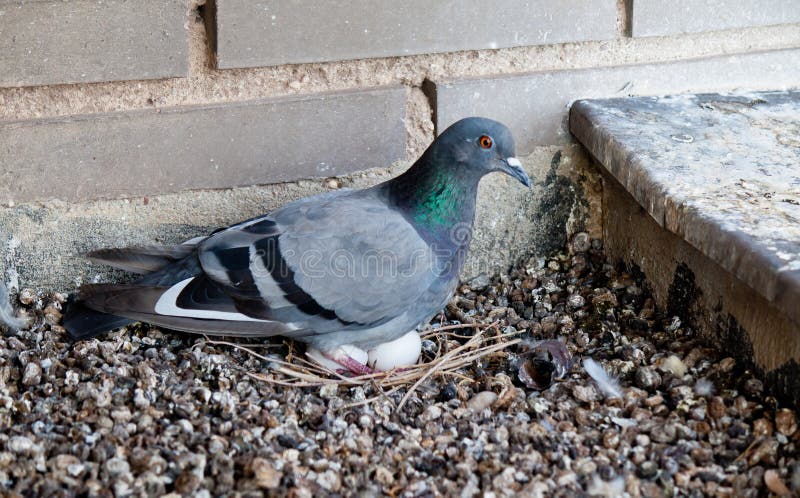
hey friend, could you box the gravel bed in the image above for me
[1,236,798,497]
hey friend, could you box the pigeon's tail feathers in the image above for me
[73,279,295,338]
[88,243,201,274]
[63,299,134,340]
[134,253,204,287]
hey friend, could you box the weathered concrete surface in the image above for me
[632,0,800,37]
[0,87,406,204]
[434,48,800,154]
[468,144,601,279]
[570,91,800,329]
[214,0,617,69]
[0,168,402,292]
[0,0,188,87]
[0,146,600,292]
[602,177,800,405]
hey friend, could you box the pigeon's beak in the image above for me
[498,157,531,188]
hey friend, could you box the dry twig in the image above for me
[208,320,522,409]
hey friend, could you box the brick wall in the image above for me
[1,0,799,289]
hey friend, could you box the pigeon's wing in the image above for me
[197,190,442,334]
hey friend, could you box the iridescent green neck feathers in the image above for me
[385,159,481,238]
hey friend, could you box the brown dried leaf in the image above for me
[519,358,556,390]
[524,338,572,378]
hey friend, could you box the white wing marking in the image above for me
[154,277,270,322]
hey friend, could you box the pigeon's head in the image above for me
[433,117,531,188]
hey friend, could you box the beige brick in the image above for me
[633,0,800,37]
[214,0,617,69]
[0,87,406,204]
[0,0,188,87]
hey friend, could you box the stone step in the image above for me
[569,91,800,403]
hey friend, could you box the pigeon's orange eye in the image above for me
[478,135,493,149]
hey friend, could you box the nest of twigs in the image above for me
[208,321,521,409]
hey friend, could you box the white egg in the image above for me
[306,344,369,372]
[367,331,422,371]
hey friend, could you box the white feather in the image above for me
[583,358,623,398]
[0,281,26,331]
[154,277,270,322]
[587,474,626,497]
[694,378,714,397]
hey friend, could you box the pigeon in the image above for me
[63,117,531,373]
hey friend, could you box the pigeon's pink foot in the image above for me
[325,353,375,375]
[306,345,373,375]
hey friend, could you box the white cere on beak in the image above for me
[368,331,422,371]
[506,157,522,167]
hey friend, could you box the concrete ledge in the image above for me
[570,91,800,328]
[0,0,188,87]
[0,87,407,204]
[570,91,800,404]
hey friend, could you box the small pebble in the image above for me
[8,436,34,454]
[637,461,658,479]
[567,294,585,309]
[420,405,443,422]
[571,232,591,253]
[22,362,41,386]
[753,418,773,437]
[319,383,339,399]
[104,458,130,477]
[764,469,791,496]
[635,367,662,390]
[438,382,458,402]
[719,357,736,372]
[43,305,62,325]
[743,378,764,397]
[252,458,282,489]
[572,385,597,403]
[776,409,797,436]
[18,288,36,305]
[643,394,663,407]
[375,466,394,485]
[467,391,498,412]
[602,430,620,449]
[709,396,727,419]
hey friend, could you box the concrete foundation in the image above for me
[1,145,600,292]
